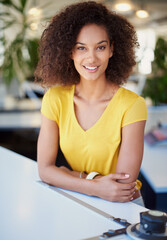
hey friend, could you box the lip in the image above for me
[83,65,99,73]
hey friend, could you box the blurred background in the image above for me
[0,0,167,211]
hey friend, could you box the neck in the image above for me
[75,79,118,103]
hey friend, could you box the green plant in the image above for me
[142,37,167,106]
[0,0,50,86]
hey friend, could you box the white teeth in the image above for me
[85,66,97,70]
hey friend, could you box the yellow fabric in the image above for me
[136,179,142,191]
[41,85,147,188]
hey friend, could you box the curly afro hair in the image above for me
[34,1,139,87]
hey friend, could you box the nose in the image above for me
[86,49,97,62]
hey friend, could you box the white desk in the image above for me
[0,146,147,240]
[140,143,167,211]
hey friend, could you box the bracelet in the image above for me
[80,171,86,179]
[86,171,100,180]
[136,179,142,191]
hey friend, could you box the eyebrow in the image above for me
[75,40,108,45]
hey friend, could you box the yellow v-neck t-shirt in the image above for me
[41,85,147,175]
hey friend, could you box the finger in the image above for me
[119,196,134,203]
[111,194,134,203]
[115,185,136,198]
[116,191,136,203]
[108,173,130,180]
[118,182,137,190]
[121,189,136,198]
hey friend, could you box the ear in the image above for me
[109,43,114,58]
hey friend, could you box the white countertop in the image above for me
[0,146,147,240]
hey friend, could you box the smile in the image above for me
[84,66,98,70]
[83,65,99,72]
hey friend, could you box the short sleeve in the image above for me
[122,96,147,127]
[41,88,59,124]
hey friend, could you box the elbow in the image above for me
[38,168,46,183]
[38,165,50,184]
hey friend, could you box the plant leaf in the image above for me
[0,20,16,30]
[0,12,11,17]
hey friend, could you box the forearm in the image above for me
[38,164,94,196]
[38,164,136,202]
[59,166,88,179]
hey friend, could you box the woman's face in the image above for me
[72,24,113,83]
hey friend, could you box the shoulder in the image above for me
[43,85,74,102]
[118,87,146,107]
[119,87,147,126]
[42,84,74,109]
[46,85,74,96]
[41,85,74,122]
[119,87,140,100]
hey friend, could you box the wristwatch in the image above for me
[86,171,100,180]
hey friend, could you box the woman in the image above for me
[35,1,147,205]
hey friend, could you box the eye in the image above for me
[77,46,86,50]
[97,46,106,50]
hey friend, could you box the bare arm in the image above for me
[94,121,146,202]
[37,114,93,194]
[115,120,146,184]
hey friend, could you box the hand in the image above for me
[93,173,137,203]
